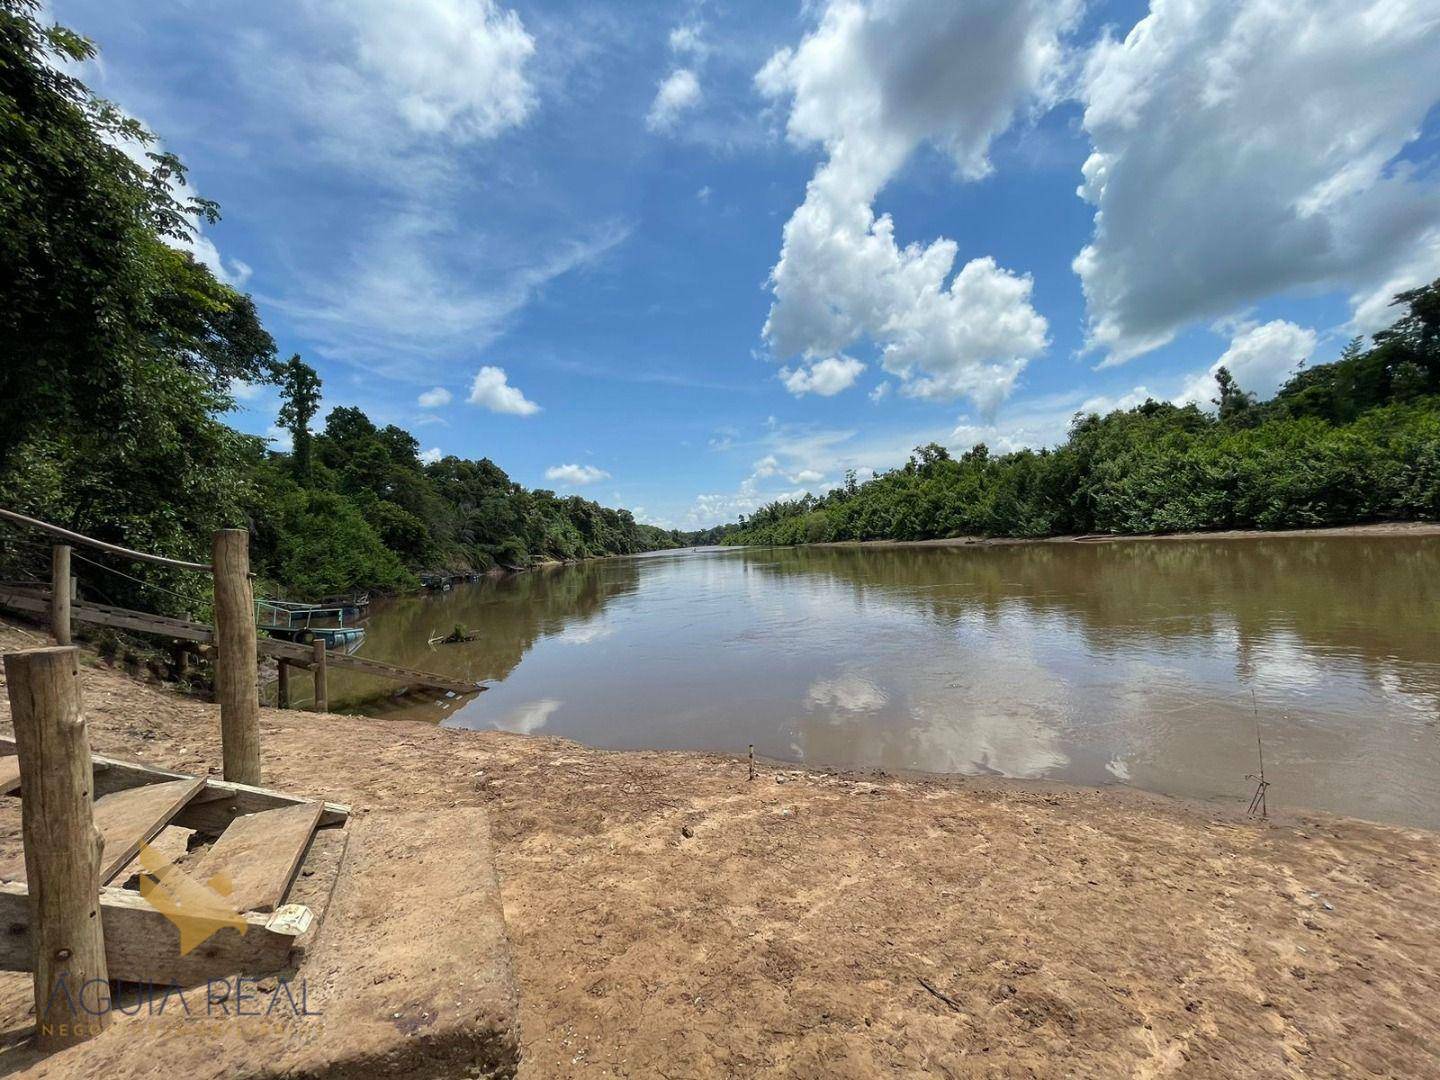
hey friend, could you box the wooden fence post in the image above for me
[211,530,261,785]
[312,639,328,713]
[276,660,290,710]
[3,647,109,1050]
[49,546,71,646]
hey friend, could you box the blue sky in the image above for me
[54,0,1440,528]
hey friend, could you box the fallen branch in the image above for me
[917,976,962,1013]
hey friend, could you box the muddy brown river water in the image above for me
[323,536,1440,828]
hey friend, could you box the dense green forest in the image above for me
[0,0,682,613]
[3,0,1437,613]
[725,281,1440,546]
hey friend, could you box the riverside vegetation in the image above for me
[3,0,1438,610]
[724,285,1440,546]
[0,0,684,616]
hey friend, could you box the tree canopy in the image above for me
[0,1,682,611]
[724,280,1440,547]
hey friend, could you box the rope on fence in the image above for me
[0,508,212,573]
[70,550,210,609]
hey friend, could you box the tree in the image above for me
[0,0,274,470]
[0,0,683,603]
[1212,366,1255,421]
[1376,278,1440,359]
[909,443,951,474]
[276,355,321,481]
[722,287,1440,548]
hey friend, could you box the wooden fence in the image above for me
[0,510,483,786]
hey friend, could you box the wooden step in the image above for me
[0,776,206,884]
[0,881,316,986]
[188,801,324,913]
[0,756,20,796]
[94,777,207,883]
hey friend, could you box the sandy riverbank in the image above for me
[0,621,1438,1076]
[807,519,1440,550]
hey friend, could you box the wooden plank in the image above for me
[0,590,482,694]
[0,589,45,616]
[92,777,207,882]
[0,882,310,986]
[263,634,480,692]
[282,824,351,944]
[0,737,350,829]
[262,634,481,693]
[0,776,205,886]
[0,756,20,795]
[0,731,175,799]
[177,783,348,833]
[0,591,214,642]
[324,651,483,694]
[74,602,213,642]
[259,635,313,661]
[189,802,323,913]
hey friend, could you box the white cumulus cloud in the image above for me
[309,0,536,146]
[230,377,271,403]
[1175,320,1317,408]
[417,386,453,408]
[669,23,708,57]
[779,355,866,397]
[468,365,541,416]
[545,463,612,486]
[1075,0,1440,365]
[647,68,702,132]
[419,446,443,464]
[757,0,1076,411]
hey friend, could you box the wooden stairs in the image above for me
[0,739,350,986]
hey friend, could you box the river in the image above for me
[321,536,1440,829]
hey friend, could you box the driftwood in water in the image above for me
[429,623,478,646]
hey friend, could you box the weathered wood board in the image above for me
[92,777,207,882]
[0,776,205,884]
[0,756,20,796]
[0,736,350,828]
[189,801,324,913]
[0,882,311,986]
[0,587,484,695]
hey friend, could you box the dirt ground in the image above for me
[1,620,1438,1078]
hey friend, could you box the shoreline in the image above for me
[800,519,1440,550]
[0,623,1437,1075]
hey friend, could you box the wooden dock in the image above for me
[0,585,482,697]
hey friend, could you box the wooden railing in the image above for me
[0,510,262,785]
[0,511,484,780]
